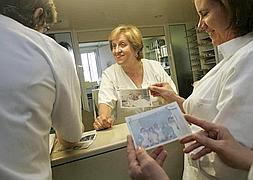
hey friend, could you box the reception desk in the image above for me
[51,123,184,180]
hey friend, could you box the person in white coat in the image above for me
[149,0,253,179]
[0,1,83,179]
[93,25,177,130]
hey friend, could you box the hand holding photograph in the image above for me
[126,102,191,150]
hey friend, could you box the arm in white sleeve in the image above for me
[98,69,118,117]
[50,47,83,145]
[214,51,253,148]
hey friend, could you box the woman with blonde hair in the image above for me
[93,24,177,130]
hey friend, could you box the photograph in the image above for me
[80,133,96,142]
[53,130,97,152]
[117,88,152,108]
[77,130,97,149]
[126,102,191,150]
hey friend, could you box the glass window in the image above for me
[81,51,99,82]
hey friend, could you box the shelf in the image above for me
[186,26,218,82]
[200,48,215,52]
[191,61,200,66]
[164,66,170,70]
[143,37,169,63]
[145,49,156,53]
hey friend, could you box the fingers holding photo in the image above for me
[149,146,168,167]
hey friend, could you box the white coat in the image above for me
[183,32,253,180]
[98,59,177,123]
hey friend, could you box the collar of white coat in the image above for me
[218,32,253,60]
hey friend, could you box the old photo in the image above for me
[118,88,152,108]
[126,102,191,150]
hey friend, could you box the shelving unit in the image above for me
[197,32,216,75]
[186,27,218,82]
[143,37,171,74]
[186,27,203,81]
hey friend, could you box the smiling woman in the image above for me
[93,24,177,131]
[143,0,253,179]
[194,0,236,45]
[109,25,144,63]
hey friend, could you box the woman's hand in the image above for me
[93,116,113,130]
[180,115,253,170]
[149,82,185,112]
[127,135,170,180]
[149,83,177,103]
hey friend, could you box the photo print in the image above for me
[126,102,191,150]
[117,88,152,108]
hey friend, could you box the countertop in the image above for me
[51,123,129,167]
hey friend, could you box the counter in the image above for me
[51,123,183,180]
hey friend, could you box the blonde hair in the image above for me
[0,0,57,30]
[109,24,144,61]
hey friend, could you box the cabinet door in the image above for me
[52,141,184,180]
[166,24,193,98]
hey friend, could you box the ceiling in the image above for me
[52,0,198,31]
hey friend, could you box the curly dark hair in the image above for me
[0,0,57,30]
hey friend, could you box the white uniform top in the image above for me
[0,15,83,180]
[98,59,177,123]
[183,32,253,180]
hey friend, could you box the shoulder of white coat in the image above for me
[229,41,253,72]
[142,59,162,69]
[102,63,118,74]
[101,63,121,84]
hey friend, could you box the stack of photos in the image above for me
[54,130,97,152]
[126,102,191,150]
[74,130,97,150]
[117,88,152,108]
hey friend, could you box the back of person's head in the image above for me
[0,0,57,32]
[109,24,144,61]
[214,0,253,36]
